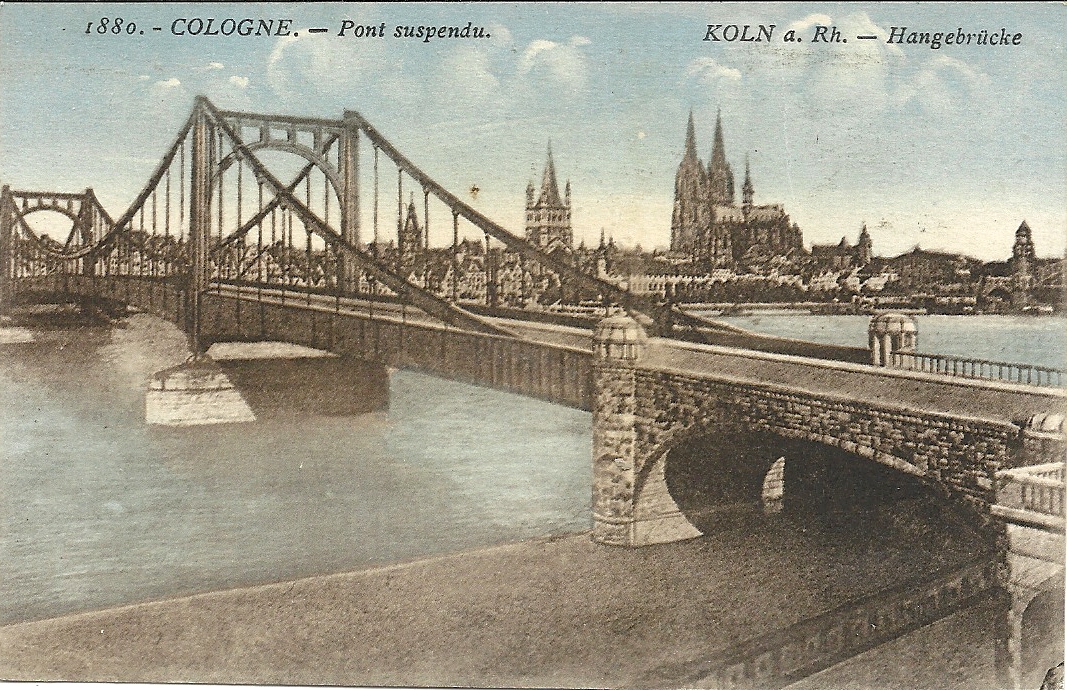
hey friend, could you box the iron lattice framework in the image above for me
[0,97,717,347]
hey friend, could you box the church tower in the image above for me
[707,110,735,206]
[857,224,873,266]
[398,195,423,270]
[670,112,709,257]
[741,156,754,213]
[1011,220,1036,309]
[525,144,573,251]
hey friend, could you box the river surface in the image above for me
[0,313,592,624]
[714,312,1067,370]
[0,311,1060,626]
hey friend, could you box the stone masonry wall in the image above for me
[629,369,1024,525]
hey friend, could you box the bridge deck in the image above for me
[12,275,1065,426]
[641,339,1065,426]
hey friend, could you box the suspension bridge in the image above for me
[0,97,1064,688]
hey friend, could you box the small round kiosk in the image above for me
[868,313,918,367]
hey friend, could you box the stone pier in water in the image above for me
[147,341,389,426]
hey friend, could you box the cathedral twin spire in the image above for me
[684,111,701,162]
[671,109,803,266]
[707,109,736,206]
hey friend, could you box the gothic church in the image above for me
[671,111,803,267]
[525,144,572,253]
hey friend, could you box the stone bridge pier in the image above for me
[591,313,703,546]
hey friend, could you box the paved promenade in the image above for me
[0,525,990,689]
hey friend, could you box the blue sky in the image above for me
[1,2,1064,260]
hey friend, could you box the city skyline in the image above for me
[1,2,1064,261]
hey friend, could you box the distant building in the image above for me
[872,247,978,295]
[525,145,573,254]
[398,196,423,270]
[670,111,803,268]
[980,220,1065,312]
[1010,220,1036,309]
[811,225,873,271]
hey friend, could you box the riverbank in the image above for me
[0,525,993,689]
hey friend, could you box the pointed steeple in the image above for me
[684,110,699,161]
[399,196,422,262]
[742,155,754,208]
[525,142,573,249]
[711,109,726,167]
[538,142,563,207]
[707,108,735,205]
[857,223,873,265]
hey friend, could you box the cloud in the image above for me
[153,78,181,89]
[486,22,512,46]
[787,14,834,34]
[206,61,225,71]
[437,45,501,101]
[905,56,991,115]
[517,36,590,90]
[266,31,391,102]
[228,75,249,89]
[686,58,742,85]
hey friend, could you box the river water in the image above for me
[716,312,1067,370]
[0,311,1061,626]
[0,313,591,624]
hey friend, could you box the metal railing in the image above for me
[890,351,1065,388]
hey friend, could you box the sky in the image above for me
[0,2,1064,261]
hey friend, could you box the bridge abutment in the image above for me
[146,357,257,426]
[146,343,391,426]
[592,313,701,546]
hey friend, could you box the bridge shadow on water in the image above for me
[214,354,390,419]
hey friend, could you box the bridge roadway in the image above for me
[206,282,1063,428]
[12,275,1064,426]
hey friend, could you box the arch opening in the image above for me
[661,428,986,556]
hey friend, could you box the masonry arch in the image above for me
[636,422,982,543]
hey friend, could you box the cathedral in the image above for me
[671,111,803,268]
[525,145,573,253]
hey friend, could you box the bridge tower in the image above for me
[187,99,214,354]
[340,111,361,293]
[591,312,702,546]
[0,186,12,318]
